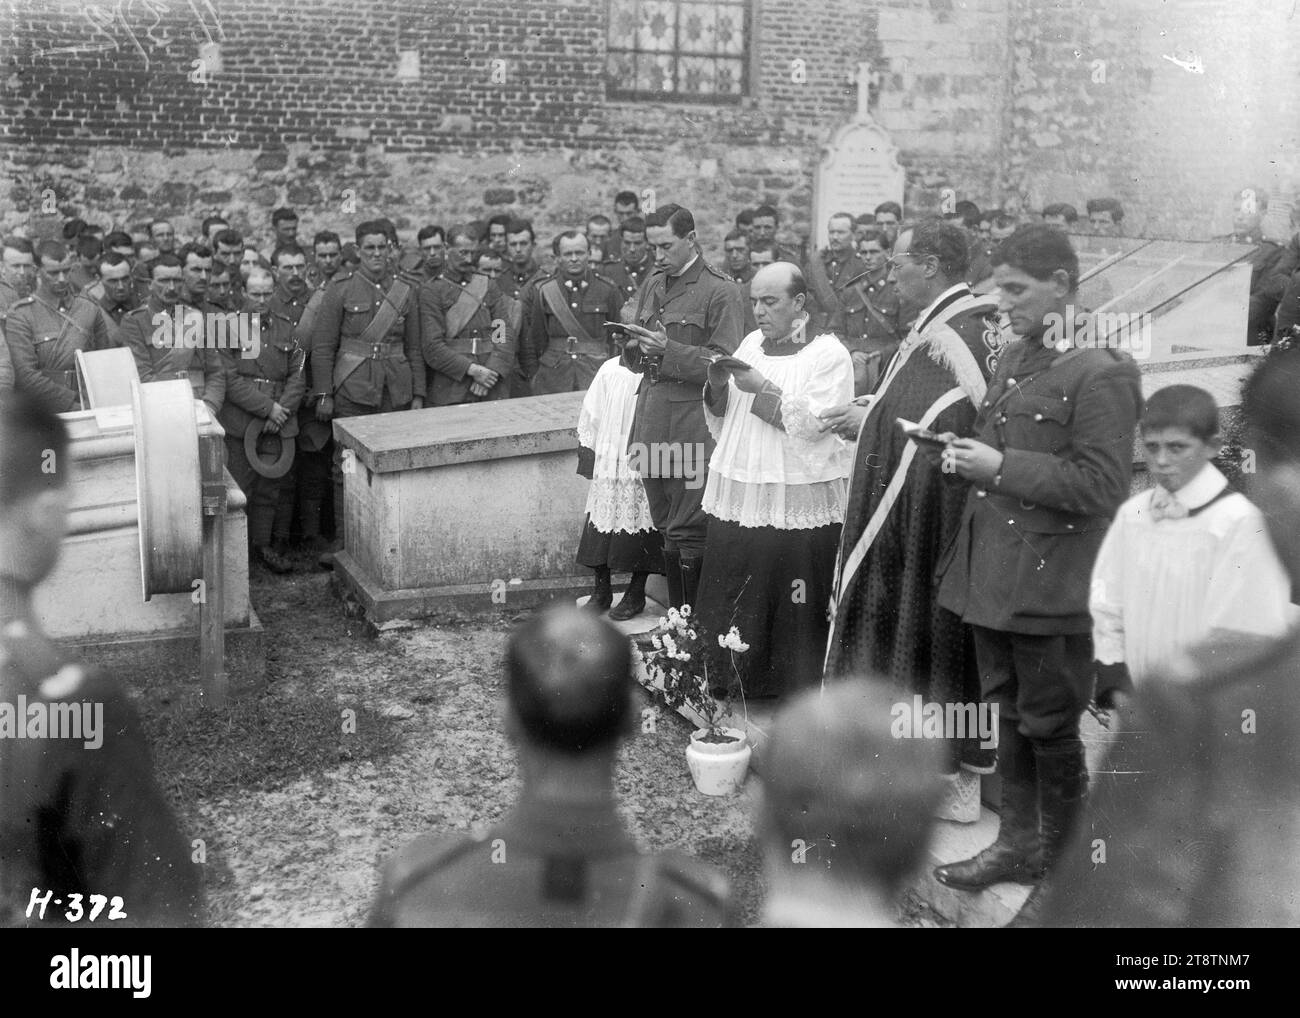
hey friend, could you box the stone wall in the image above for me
[1,0,1295,258]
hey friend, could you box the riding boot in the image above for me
[608,571,648,621]
[934,718,1042,890]
[663,549,684,610]
[679,552,703,613]
[585,566,613,612]
[1007,738,1088,927]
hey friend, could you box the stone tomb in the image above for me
[331,392,595,622]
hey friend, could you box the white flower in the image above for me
[666,607,681,627]
[718,626,750,653]
[686,629,698,641]
[651,634,662,650]
[680,605,692,618]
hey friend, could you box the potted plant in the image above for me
[639,606,752,796]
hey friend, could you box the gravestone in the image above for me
[812,61,905,249]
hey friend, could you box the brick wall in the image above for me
[0,0,1295,256]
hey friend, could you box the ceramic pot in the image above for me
[685,727,750,795]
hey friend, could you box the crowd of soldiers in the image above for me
[0,186,1296,578]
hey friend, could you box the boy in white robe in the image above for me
[1090,384,1293,702]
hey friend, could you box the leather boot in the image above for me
[1006,739,1088,927]
[608,571,648,621]
[679,552,703,612]
[585,566,613,612]
[935,719,1042,890]
[663,550,684,610]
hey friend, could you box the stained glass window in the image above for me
[607,0,750,103]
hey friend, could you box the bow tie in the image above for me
[1150,488,1188,521]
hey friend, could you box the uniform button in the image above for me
[1008,378,1016,385]
[571,302,578,308]
[1034,413,1043,421]
[1066,523,1075,530]
[975,489,987,498]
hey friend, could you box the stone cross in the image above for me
[849,60,879,119]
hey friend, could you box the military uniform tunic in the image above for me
[419,267,516,406]
[524,268,623,394]
[4,292,113,413]
[118,296,227,412]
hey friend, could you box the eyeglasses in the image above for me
[885,252,924,271]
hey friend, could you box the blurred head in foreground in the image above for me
[0,391,72,588]
[758,679,943,927]
[1242,343,1300,586]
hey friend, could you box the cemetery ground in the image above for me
[135,554,949,927]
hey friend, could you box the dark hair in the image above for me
[271,207,298,226]
[552,229,587,256]
[752,204,779,223]
[201,215,229,236]
[61,218,88,241]
[0,391,72,507]
[3,236,35,256]
[856,226,888,247]
[271,243,307,267]
[98,250,130,271]
[340,243,360,265]
[614,190,640,207]
[759,680,942,893]
[505,607,632,754]
[908,217,971,283]
[874,201,903,219]
[1140,385,1219,442]
[150,253,184,277]
[1086,197,1124,222]
[35,240,68,264]
[213,229,244,249]
[586,214,612,229]
[992,223,1080,292]
[828,211,856,228]
[619,216,646,237]
[505,218,535,242]
[355,220,390,246]
[644,204,694,238]
[134,240,159,258]
[446,224,479,248]
[1042,203,1079,224]
[104,230,134,251]
[486,213,512,231]
[953,200,981,228]
[375,218,399,245]
[415,225,443,244]
[992,211,1017,229]
[735,209,755,227]
[176,241,213,266]
[313,230,342,249]
[723,229,749,245]
[149,219,173,235]
[1242,344,1300,465]
[76,235,102,259]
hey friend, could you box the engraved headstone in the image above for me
[812,61,905,249]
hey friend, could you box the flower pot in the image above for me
[685,727,750,795]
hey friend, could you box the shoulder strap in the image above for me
[539,278,599,344]
[444,274,489,338]
[850,279,900,339]
[291,286,327,348]
[356,276,412,348]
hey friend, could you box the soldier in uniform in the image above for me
[522,231,623,395]
[415,226,446,285]
[1,236,38,316]
[420,224,515,407]
[721,229,753,285]
[750,205,799,264]
[499,219,549,398]
[312,220,425,564]
[5,241,112,414]
[874,201,903,248]
[932,224,1143,925]
[213,229,247,306]
[90,251,136,347]
[585,214,616,266]
[176,241,216,312]
[266,207,300,259]
[149,219,177,256]
[0,393,204,927]
[621,204,746,609]
[805,212,868,336]
[118,253,227,415]
[218,266,306,575]
[601,215,656,305]
[307,230,344,292]
[369,607,731,928]
[68,235,100,294]
[840,225,904,394]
